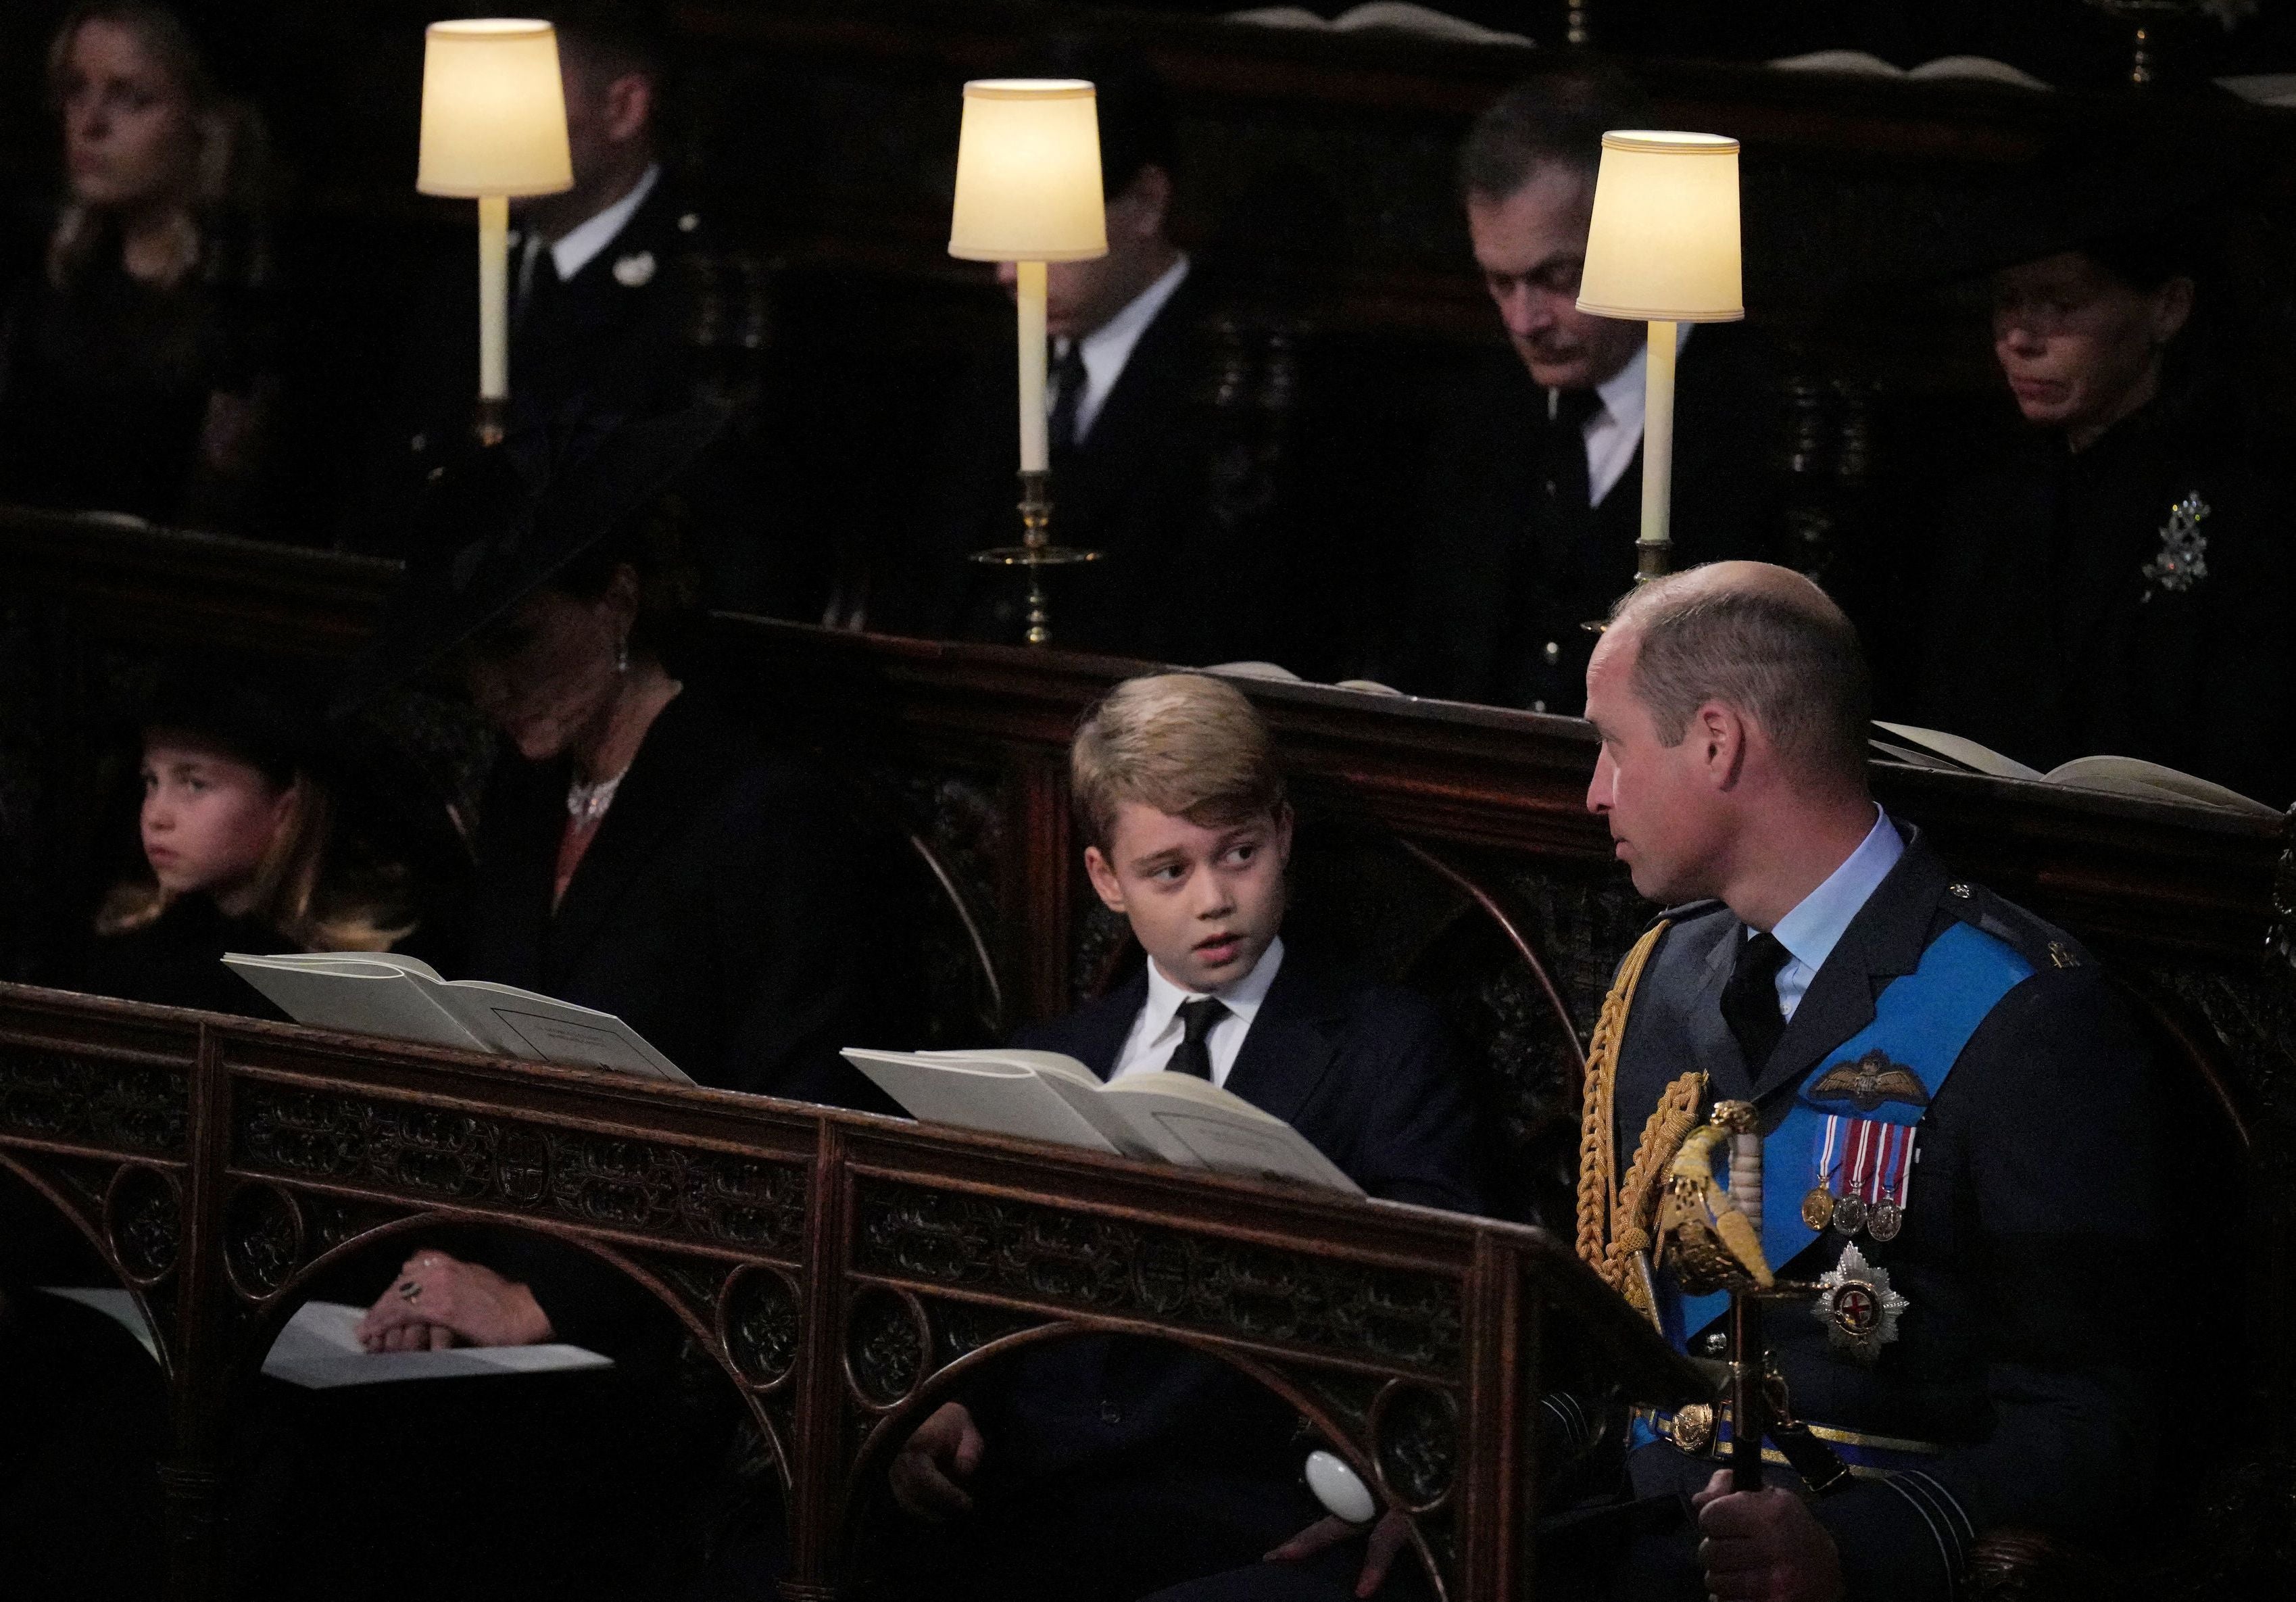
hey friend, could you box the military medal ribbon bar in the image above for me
[1808,1114,1914,1242]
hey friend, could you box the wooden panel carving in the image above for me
[232,1082,810,1260]
[851,1175,1464,1376]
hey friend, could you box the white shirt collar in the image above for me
[1055,253,1190,445]
[1113,932,1285,1089]
[547,163,662,283]
[1765,808,1905,1019]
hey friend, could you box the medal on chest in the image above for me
[1813,1243,1907,1363]
[1804,1104,1916,1244]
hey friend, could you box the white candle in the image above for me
[1016,259,1048,472]
[478,193,510,403]
[1636,319,1678,577]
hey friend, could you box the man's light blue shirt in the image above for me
[1765,808,1905,1022]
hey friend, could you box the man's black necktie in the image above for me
[517,242,562,329]
[1047,340,1089,453]
[1166,996,1229,1080]
[1719,931,1792,1073]
[1542,385,1603,516]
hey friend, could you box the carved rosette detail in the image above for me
[721,1264,802,1388]
[105,1162,183,1284]
[233,1086,808,1254]
[1371,1380,1459,1513]
[846,1286,928,1408]
[0,1046,188,1155]
[854,1180,1462,1373]
[223,1182,306,1300]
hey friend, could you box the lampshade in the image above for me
[948,79,1109,263]
[416,19,574,199]
[1576,131,1744,323]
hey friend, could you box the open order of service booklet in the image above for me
[224,952,693,1084]
[39,1288,612,1388]
[1870,723,2278,817]
[842,1046,1363,1197]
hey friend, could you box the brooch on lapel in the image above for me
[613,250,657,288]
[2139,493,2209,600]
[1813,1244,1906,1363]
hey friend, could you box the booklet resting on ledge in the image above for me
[222,952,692,1084]
[842,1046,1365,1196]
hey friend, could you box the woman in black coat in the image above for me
[1917,229,2296,807]
[267,406,895,1602]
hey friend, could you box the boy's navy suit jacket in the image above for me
[954,947,1486,1587]
[1012,948,1486,1214]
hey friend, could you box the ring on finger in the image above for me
[397,1279,422,1303]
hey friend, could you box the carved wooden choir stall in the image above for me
[1,510,2291,1598]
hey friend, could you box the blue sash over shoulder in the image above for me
[1661,921,2034,1349]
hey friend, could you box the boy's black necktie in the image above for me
[1719,931,1791,1073]
[1167,996,1229,1080]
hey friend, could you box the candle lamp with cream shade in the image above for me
[1575,130,1743,583]
[416,19,573,445]
[948,78,1108,646]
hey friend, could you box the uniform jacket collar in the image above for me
[1712,822,1951,1104]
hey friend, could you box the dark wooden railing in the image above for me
[0,983,1694,1600]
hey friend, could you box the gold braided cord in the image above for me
[1575,923,1667,1276]
[1607,1074,1705,1301]
[1573,921,1709,1323]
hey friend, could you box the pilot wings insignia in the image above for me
[1809,1049,1929,1112]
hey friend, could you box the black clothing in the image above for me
[888,269,1301,666]
[1603,829,2158,1601]
[0,227,274,529]
[464,686,881,1115]
[0,1286,168,1600]
[356,180,729,560]
[904,950,1482,1602]
[1918,397,2296,806]
[76,896,293,1020]
[1396,328,1778,714]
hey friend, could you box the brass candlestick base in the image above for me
[971,468,1100,646]
[471,395,508,448]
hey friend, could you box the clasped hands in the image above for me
[354,1250,553,1351]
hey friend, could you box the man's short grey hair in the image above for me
[1608,573,1871,790]
[1457,70,1654,205]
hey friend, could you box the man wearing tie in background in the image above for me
[1398,73,1775,715]
[352,2,718,557]
[886,49,1296,665]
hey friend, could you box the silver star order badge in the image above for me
[1812,1243,1907,1364]
[2139,493,2209,599]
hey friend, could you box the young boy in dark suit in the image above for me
[887,673,1482,1601]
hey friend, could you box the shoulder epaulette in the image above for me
[1942,877,2093,972]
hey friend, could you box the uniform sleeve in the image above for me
[1813,965,2160,1601]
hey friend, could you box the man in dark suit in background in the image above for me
[885,674,1480,1601]
[1397,74,1776,715]
[349,3,724,560]
[879,51,1299,666]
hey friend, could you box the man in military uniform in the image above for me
[1567,562,2157,1601]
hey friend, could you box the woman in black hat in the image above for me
[0,3,278,531]
[260,408,889,1601]
[1915,213,2296,806]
